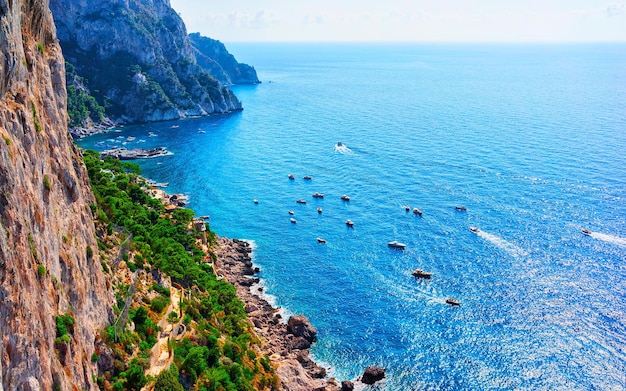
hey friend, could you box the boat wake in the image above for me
[476,230,528,257]
[333,142,352,154]
[590,232,626,247]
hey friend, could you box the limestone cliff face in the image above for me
[49,0,242,124]
[0,0,112,389]
[189,33,259,85]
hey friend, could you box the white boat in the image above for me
[296,199,306,204]
[253,199,259,204]
[288,210,294,215]
[469,226,479,233]
[290,218,297,224]
[582,228,591,236]
[317,207,322,214]
[317,238,326,244]
[455,206,467,211]
[312,192,324,198]
[387,241,406,249]
[413,208,422,216]
[288,173,295,180]
[345,219,354,227]
[341,194,350,201]
[303,175,312,180]
[404,205,410,211]
[446,298,460,306]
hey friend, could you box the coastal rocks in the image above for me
[361,366,386,385]
[213,237,339,391]
[341,380,355,391]
[287,315,318,343]
[100,147,170,160]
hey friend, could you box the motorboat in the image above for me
[296,199,307,204]
[455,206,467,211]
[404,205,410,211]
[317,238,326,244]
[413,208,422,216]
[290,218,297,224]
[387,241,407,249]
[303,175,312,180]
[312,192,324,198]
[582,228,592,236]
[253,199,259,204]
[341,194,351,201]
[288,210,294,215]
[288,174,295,180]
[412,269,432,278]
[469,226,479,233]
[317,207,322,214]
[345,219,354,227]
[446,298,460,306]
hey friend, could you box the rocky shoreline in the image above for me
[213,237,342,391]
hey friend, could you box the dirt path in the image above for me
[144,287,181,378]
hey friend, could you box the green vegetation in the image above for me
[36,42,45,54]
[65,62,105,127]
[2,136,10,146]
[55,313,75,345]
[37,264,46,278]
[84,150,276,390]
[43,174,51,191]
[31,102,42,132]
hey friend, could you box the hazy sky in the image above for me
[169,0,626,42]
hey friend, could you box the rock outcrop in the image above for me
[189,33,259,85]
[49,0,242,124]
[361,365,386,385]
[0,0,113,389]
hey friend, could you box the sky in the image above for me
[169,0,626,43]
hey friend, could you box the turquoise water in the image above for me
[78,43,626,390]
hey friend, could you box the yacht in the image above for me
[303,175,312,180]
[288,174,295,180]
[296,199,307,204]
[290,218,297,224]
[345,219,354,227]
[387,241,406,249]
[312,192,324,198]
[413,208,422,216]
[446,298,460,306]
[412,269,432,278]
[317,238,326,244]
[341,194,351,201]
[469,226,479,233]
[317,207,322,214]
[582,228,592,236]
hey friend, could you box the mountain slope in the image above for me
[0,0,112,389]
[49,0,242,124]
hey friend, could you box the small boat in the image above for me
[341,194,350,201]
[317,207,322,214]
[413,208,422,216]
[126,136,136,142]
[455,206,467,211]
[171,125,179,128]
[404,205,411,211]
[290,218,297,224]
[303,175,312,180]
[288,174,295,180]
[345,219,354,227]
[469,226,479,233]
[288,210,294,215]
[582,228,592,236]
[296,199,307,204]
[312,192,324,198]
[387,241,407,249]
[317,237,326,244]
[446,298,460,306]
[412,269,432,278]
[253,199,259,204]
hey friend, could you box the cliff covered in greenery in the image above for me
[49,0,247,125]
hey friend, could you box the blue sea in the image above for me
[78,43,626,390]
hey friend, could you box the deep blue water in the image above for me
[78,43,626,390]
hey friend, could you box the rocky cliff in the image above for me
[49,0,242,124]
[0,0,112,389]
[189,33,259,85]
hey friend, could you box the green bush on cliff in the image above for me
[65,62,105,127]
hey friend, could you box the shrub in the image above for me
[150,296,169,313]
[37,264,46,278]
[43,175,51,190]
[92,352,99,362]
[86,245,94,259]
[36,42,44,54]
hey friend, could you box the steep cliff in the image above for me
[189,33,259,85]
[49,0,242,124]
[0,0,112,389]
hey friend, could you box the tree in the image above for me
[154,365,184,391]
